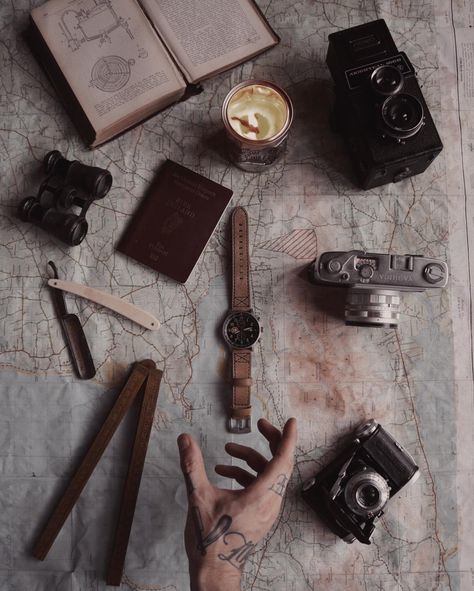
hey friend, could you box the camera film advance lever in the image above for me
[222,207,262,434]
[47,261,96,379]
[19,150,112,246]
[309,250,448,328]
[302,419,419,544]
[33,360,162,587]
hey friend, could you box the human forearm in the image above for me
[190,565,241,591]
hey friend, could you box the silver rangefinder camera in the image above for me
[308,250,448,328]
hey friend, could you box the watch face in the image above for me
[223,312,261,349]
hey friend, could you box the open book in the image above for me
[29,0,279,147]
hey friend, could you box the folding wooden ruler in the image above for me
[32,359,163,586]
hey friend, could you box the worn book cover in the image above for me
[117,160,233,283]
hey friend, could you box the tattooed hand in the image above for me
[177,418,297,591]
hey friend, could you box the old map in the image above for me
[1,0,473,589]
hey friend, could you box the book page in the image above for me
[138,0,278,83]
[31,0,186,133]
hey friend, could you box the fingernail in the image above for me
[178,434,190,451]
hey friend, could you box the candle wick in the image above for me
[231,116,260,134]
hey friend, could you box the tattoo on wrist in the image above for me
[190,512,255,570]
[269,473,289,497]
[218,532,256,570]
[192,510,233,556]
[201,515,233,553]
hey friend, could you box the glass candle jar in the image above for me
[222,80,293,172]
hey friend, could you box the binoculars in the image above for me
[18,150,113,246]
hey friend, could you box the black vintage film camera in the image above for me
[302,419,419,544]
[327,19,443,189]
[18,150,112,246]
[308,250,448,328]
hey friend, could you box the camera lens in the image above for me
[357,484,380,508]
[345,288,400,328]
[381,94,424,139]
[344,471,390,517]
[370,65,404,96]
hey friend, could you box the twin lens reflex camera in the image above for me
[302,419,419,544]
[327,19,443,189]
[309,250,448,328]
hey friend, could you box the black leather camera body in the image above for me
[301,420,419,544]
[327,19,443,189]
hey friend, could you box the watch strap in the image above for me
[231,348,252,422]
[232,207,251,311]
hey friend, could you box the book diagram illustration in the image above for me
[90,56,135,92]
[59,0,133,51]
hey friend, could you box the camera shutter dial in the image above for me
[358,264,374,279]
[344,471,390,517]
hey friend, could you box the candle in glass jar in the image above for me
[222,80,293,172]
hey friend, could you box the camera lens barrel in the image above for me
[380,94,425,139]
[345,288,400,328]
[344,471,390,517]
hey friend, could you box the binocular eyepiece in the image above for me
[18,150,113,246]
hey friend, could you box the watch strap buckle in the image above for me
[227,416,251,434]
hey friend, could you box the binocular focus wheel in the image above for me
[56,187,77,209]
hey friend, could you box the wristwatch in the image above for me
[222,207,262,434]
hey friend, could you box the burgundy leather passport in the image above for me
[117,160,233,283]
